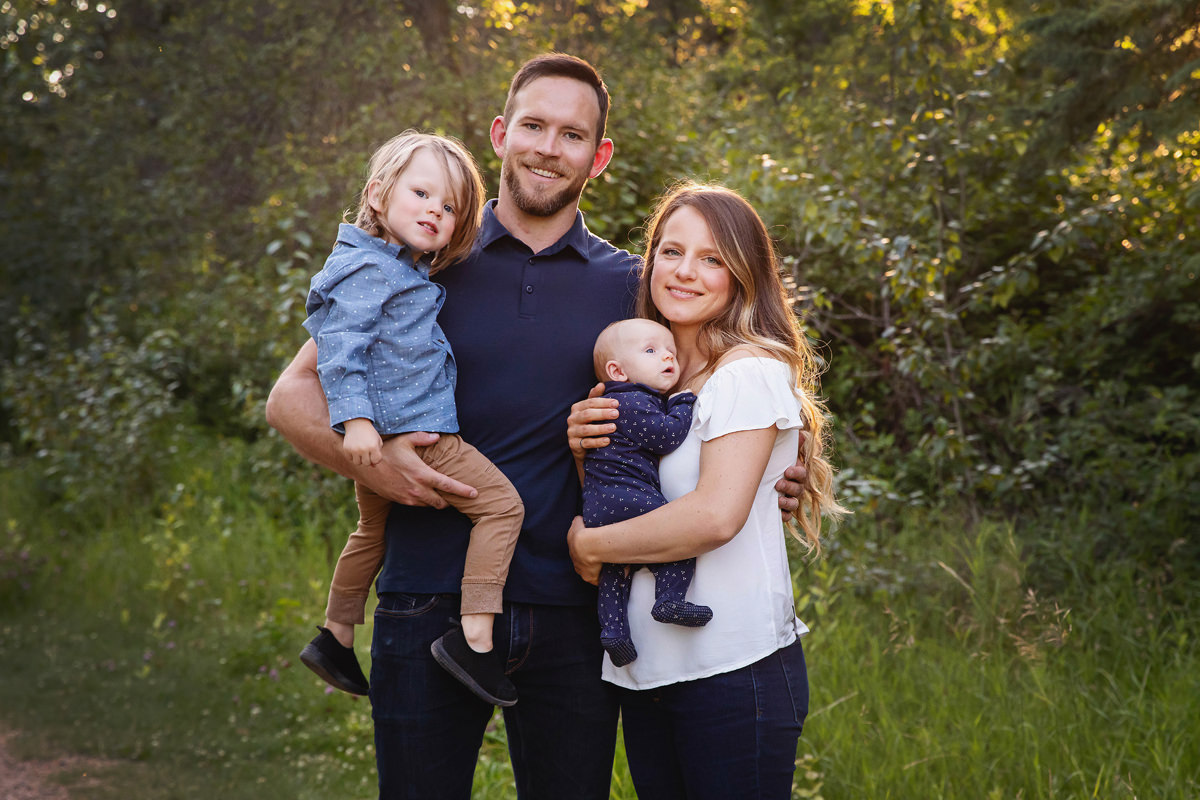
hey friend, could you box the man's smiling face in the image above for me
[496,75,604,218]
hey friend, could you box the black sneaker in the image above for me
[431,626,517,707]
[299,626,370,696]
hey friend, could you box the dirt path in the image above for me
[0,726,113,800]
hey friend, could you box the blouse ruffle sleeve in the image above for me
[692,358,807,442]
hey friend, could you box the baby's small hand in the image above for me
[343,419,383,466]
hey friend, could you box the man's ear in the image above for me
[589,138,614,179]
[366,179,385,213]
[604,360,627,382]
[490,116,508,159]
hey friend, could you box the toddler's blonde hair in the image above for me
[353,130,485,273]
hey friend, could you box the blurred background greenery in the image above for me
[1,0,1197,797]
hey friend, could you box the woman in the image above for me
[567,182,844,799]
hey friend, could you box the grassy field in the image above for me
[1,438,1196,799]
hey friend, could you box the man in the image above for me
[266,53,805,799]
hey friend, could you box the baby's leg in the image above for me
[598,563,638,666]
[650,559,712,627]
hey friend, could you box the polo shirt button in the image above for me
[525,285,534,294]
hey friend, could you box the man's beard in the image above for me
[503,158,589,218]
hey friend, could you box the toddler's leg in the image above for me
[650,558,713,627]
[421,436,522,707]
[421,436,523,618]
[326,482,391,634]
[299,481,385,696]
[460,612,494,653]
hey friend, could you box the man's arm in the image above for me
[265,339,476,507]
[775,432,808,521]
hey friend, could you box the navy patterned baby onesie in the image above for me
[582,382,712,667]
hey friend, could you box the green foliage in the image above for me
[689,0,1200,571]
[1,0,1197,708]
[4,3,1197,796]
[3,302,189,508]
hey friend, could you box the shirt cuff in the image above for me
[328,397,375,429]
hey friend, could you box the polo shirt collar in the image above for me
[478,199,591,260]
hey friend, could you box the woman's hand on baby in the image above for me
[567,383,620,460]
[567,515,602,585]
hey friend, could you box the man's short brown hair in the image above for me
[502,53,610,142]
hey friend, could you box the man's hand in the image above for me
[567,382,619,461]
[264,341,477,508]
[776,431,809,522]
[364,432,478,508]
[343,418,383,466]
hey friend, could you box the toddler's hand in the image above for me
[343,418,383,466]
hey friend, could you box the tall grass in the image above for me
[793,512,1198,799]
[1,436,1196,798]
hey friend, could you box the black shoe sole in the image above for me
[299,642,369,696]
[431,638,518,707]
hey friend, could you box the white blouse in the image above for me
[602,357,809,690]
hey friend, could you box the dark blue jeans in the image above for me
[370,592,619,799]
[616,639,809,800]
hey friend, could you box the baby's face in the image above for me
[612,320,680,393]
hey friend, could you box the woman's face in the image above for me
[649,205,734,332]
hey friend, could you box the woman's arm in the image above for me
[264,339,476,507]
[566,386,808,511]
[568,425,778,584]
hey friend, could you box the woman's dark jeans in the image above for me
[371,592,619,799]
[617,638,809,800]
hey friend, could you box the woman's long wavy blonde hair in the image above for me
[636,181,846,552]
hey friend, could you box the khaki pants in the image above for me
[325,434,524,623]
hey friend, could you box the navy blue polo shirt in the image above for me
[377,200,641,606]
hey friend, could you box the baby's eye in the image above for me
[645,347,656,354]
[414,189,428,198]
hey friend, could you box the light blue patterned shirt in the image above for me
[303,223,458,435]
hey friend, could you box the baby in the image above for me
[582,318,712,667]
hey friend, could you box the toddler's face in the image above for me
[610,320,679,393]
[373,148,458,257]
